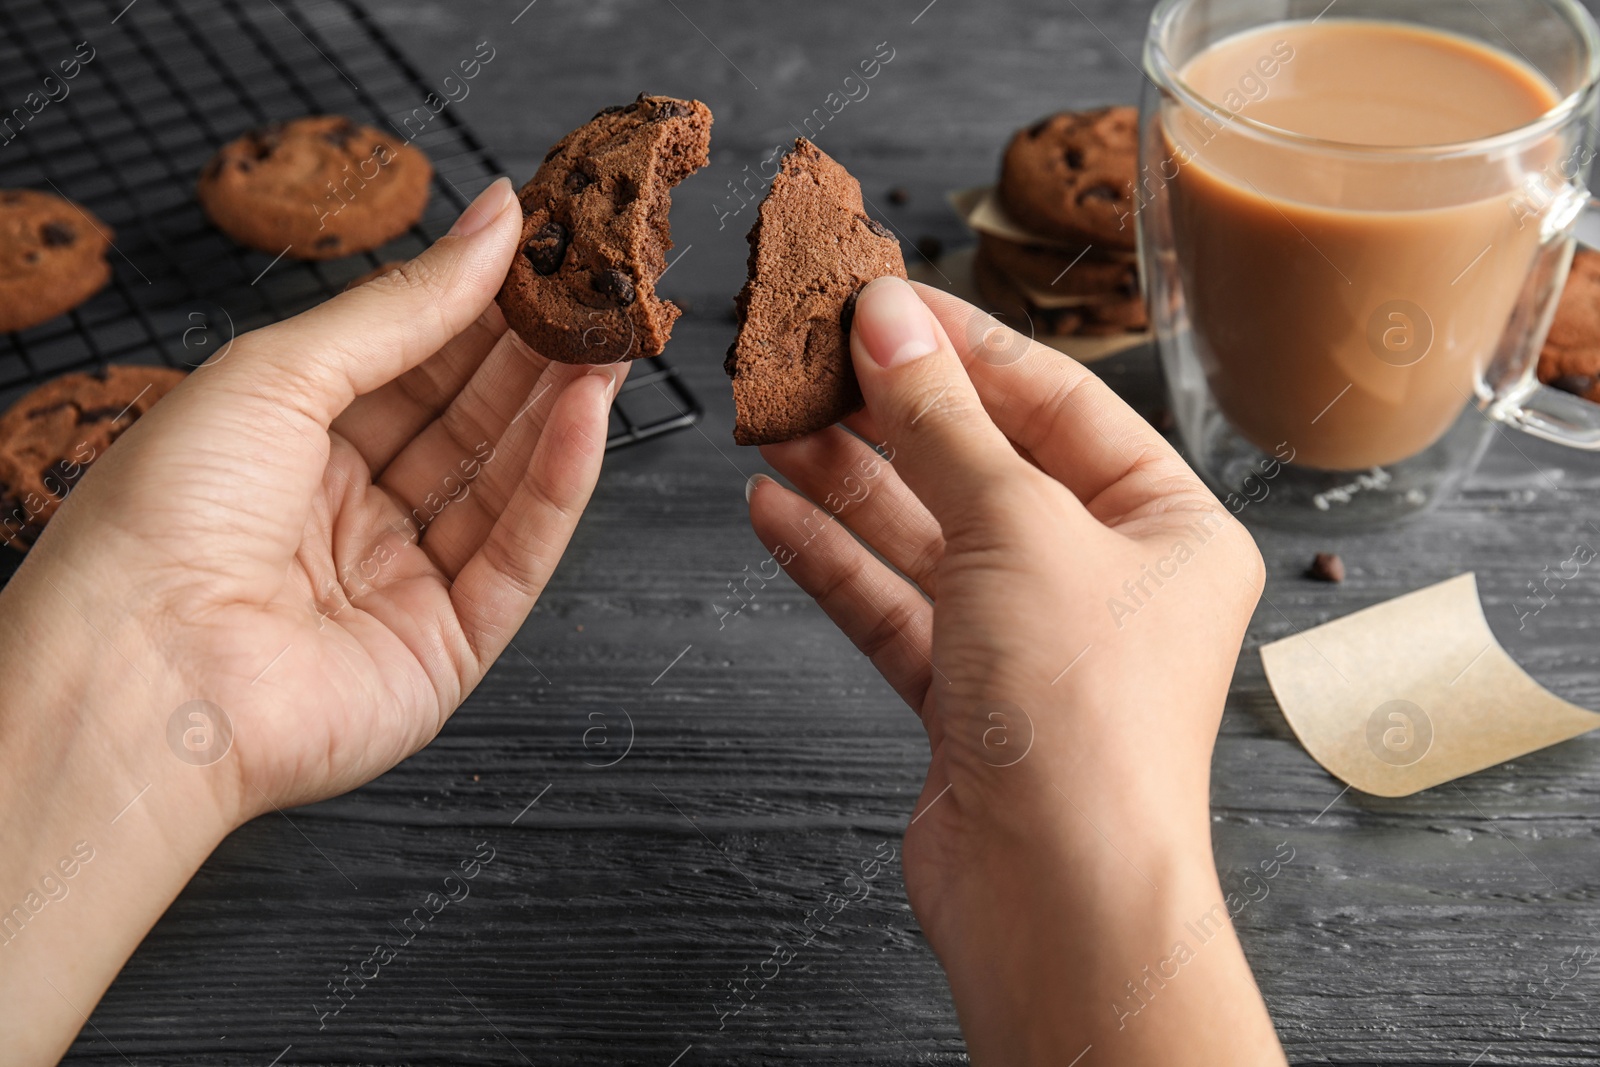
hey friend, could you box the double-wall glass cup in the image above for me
[1138,0,1600,529]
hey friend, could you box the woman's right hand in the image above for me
[747,277,1285,1066]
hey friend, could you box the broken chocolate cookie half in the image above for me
[725,138,907,445]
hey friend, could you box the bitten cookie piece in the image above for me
[198,116,432,260]
[0,365,186,551]
[1539,247,1600,402]
[999,106,1140,251]
[725,139,907,446]
[0,190,113,333]
[496,94,712,364]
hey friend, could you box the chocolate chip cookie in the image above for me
[725,139,907,446]
[1539,247,1600,403]
[496,94,712,365]
[0,365,186,551]
[977,232,1139,300]
[197,116,432,261]
[973,246,1146,337]
[0,190,113,333]
[999,106,1140,251]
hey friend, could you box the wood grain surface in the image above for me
[53,0,1600,1063]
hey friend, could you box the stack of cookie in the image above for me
[965,106,1147,342]
[1539,247,1600,401]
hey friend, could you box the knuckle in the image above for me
[380,258,454,333]
[897,378,980,435]
[811,544,865,609]
[1022,372,1094,446]
[856,597,919,661]
[902,535,944,592]
[479,532,544,599]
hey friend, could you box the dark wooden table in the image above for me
[62,1,1600,1063]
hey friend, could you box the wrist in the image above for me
[926,795,1280,1067]
[0,567,235,1064]
[0,553,242,844]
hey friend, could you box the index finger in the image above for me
[911,282,1205,517]
[211,177,522,431]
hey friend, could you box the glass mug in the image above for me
[1137,0,1600,530]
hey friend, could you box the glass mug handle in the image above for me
[1492,192,1600,449]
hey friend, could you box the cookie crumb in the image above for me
[1307,553,1345,583]
[887,186,910,205]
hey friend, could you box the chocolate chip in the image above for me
[23,251,39,264]
[243,121,286,159]
[201,156,223,181]
[565,168,595,194]
[1027,118,1051,138]
[543,144,562,163]
[42,459,83,500]
[1549,374,1597,398]
[887,186,909,206]
[523,221,569,276]
[594,103,631,119]
[840,288,861,339]
[1308,553,1345,584]
[74,405,124,424]
[237,159,253,173]
[1,192,20,204]
[591,268,635,305]
[322,120,360,147]
[315,234,340,250]
[612,175,639,210]
[51,457,87,486]
[1077,183,1124,204]
[25,401,72,420]
[861,216,893,239]
[1065,147,1086,170]
[40,222,75,247]
[915,235,943,262]
[649,99,694,121]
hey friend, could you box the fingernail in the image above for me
[586,363,623,394]
[745,472,772,502]
[448,176,516,237]
[853,276,940,368]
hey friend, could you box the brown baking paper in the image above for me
[1261,573,1600,797]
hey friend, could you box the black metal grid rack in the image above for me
[0,0,701,449]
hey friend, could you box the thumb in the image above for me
[214,176,523,428]
[849,275,1021,527]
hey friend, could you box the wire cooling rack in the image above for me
[0,0,701,449]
